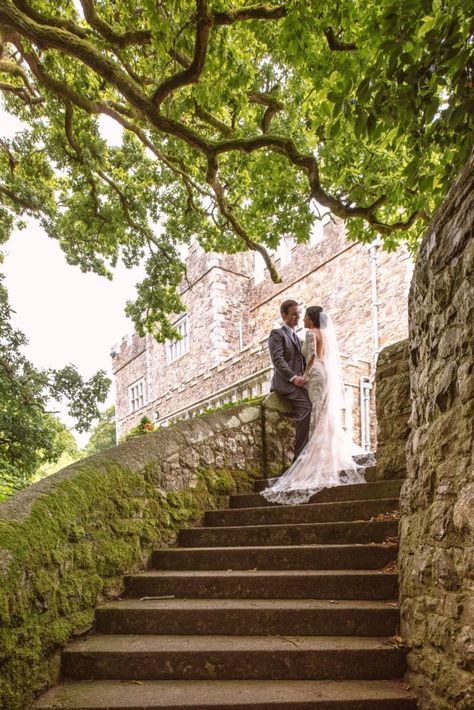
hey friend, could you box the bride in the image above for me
[262,306,366,505]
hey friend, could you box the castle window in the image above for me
[310,218,324,245]
[341,386,354,437]
[167,315,189,363]
[310,202,331,245]
[128,378,145,413]
[238,321,244,350]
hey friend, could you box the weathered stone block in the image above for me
[453,484,474,535]
[375,339,410,480]
[238,405,261,424]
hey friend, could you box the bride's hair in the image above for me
[305,305,326,328]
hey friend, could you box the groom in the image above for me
[268,299,312,461]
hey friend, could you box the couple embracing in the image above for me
[262,299,365,505]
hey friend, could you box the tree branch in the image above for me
[0,1,150,115]
[0,79,28,100]
[79,0,151,48]
[151,3,287,106]
[0,183,39,211]
[96,169,140,228]
[0,137,18,175]
[194,102,234,136]
[96,169,181,271]
[13,39,213,209]
[248,90,283,133]
[11,0,88,39]
[324,28,357,51]
[212,4,287,25]
[206,156,281,282]
[167,48,234,136]
[0,55,40,97]
[63,102,83,160]
[151,0,211,106]
[369,210,421,235]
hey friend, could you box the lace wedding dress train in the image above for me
[262,314,366,505]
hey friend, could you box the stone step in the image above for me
[364,466,378,482]
[204,498,399,527]
[96,598,399,636]
[231,480,403,508]
[179,519,399,547]
[61,635,408,681]
[35,678,418,709]
[123,570,398,600]
[152,542,398,571]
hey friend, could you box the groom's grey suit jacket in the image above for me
[268,326,306,394]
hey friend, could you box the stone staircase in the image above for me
[36,468,417,709]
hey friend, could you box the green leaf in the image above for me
[354,111,366,139]
[417,16,435,38]
[366,113,377,137]
[357,77,372,103]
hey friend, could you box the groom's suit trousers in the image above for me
[280,386,312,460]
[268,327,312,461]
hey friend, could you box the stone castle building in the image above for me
[112,217,413,447]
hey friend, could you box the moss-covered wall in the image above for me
[0,402,267,710]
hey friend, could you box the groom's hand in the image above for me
[293,376,306,387]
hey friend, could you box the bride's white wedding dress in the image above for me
[262,313,366,505]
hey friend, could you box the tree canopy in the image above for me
[0,0,472,338]
[30,416,83,484]
[84,404,116,455]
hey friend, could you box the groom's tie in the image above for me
[291,329,300,350]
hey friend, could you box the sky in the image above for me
[1,108,143,445]
[3,222,142,373]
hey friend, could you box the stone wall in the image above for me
[262,392,296,477]
[375,339,410,480]
[0,402,269,710]
[399,154,474,709]
[376,247,413,354]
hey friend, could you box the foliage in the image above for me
[121,415,155,441]
[0,275,110,497]
[33,420,83,482]
[0,0,472,337]
[195,395,265,418]
[84,405,117,455]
